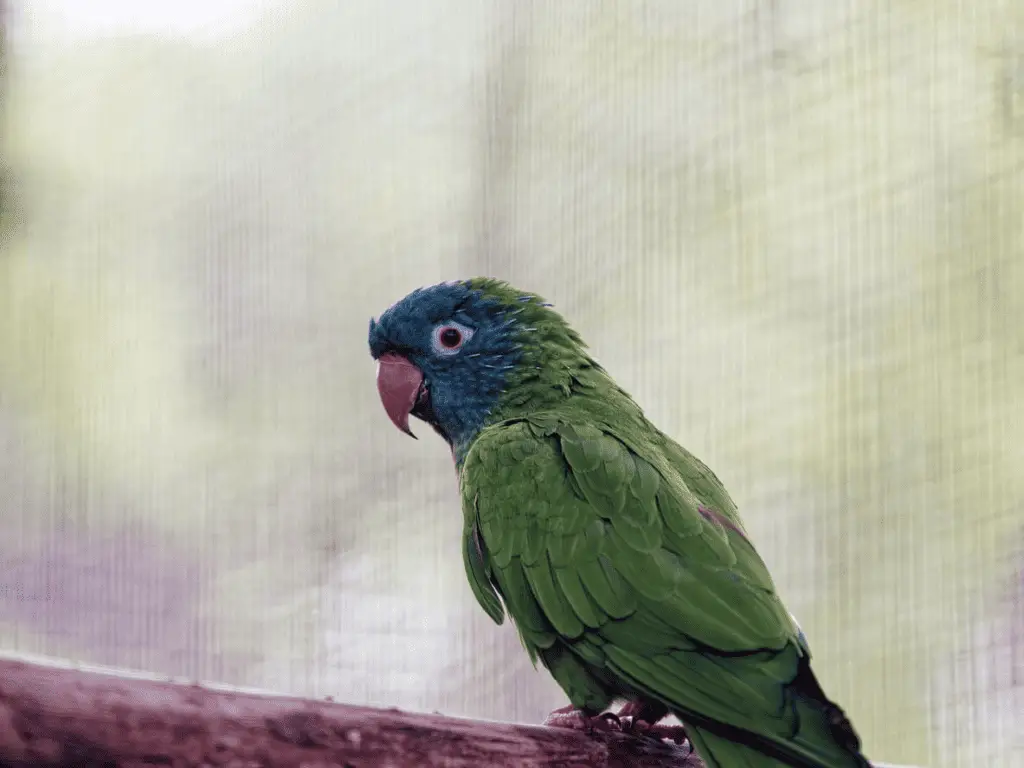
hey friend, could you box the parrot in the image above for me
[368,277,872,768]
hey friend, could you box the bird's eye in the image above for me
[431,321,474,356]
[440,328,461,347]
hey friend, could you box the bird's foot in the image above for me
[636,722,689,745]
[614,701,688,745]
[543,705,623,735]
[543,702,687,745]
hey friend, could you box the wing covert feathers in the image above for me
[459,413,868,768]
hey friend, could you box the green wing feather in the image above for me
[460,414,868,768]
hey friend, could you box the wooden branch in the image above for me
[0,654,700,767]
[0,652,923,767]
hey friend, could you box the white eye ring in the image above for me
[431,321,474,356]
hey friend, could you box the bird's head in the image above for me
[368,278,588,453]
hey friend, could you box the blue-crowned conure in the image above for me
[369,278,871,768]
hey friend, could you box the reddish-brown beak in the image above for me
[375,352,424,438]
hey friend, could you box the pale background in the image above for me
[0,2,1021,767]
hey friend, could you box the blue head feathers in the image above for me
[369,278,594,458]
[368,279,527,450]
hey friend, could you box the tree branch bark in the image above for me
[0,654,700,768]
[0,653,924,767]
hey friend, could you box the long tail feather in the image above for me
[679,658,872,768]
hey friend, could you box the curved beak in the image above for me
[375,352,424,438]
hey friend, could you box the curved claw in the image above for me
[595,712,623,731]
[612,700,689,745]
[543,704,687,746]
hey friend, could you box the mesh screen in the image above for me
[1,3,1021,766]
